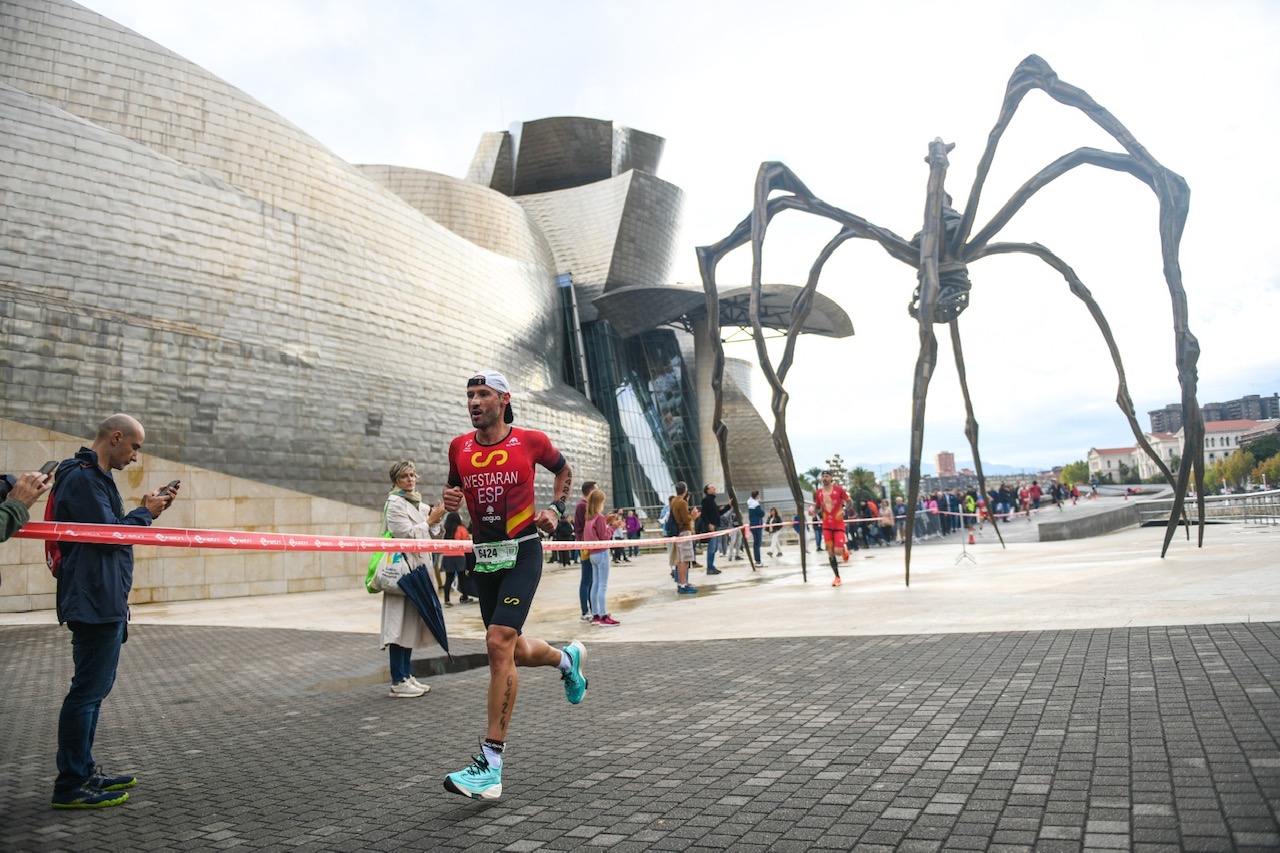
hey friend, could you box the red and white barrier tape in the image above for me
[12,521,754,554]
[17,513,1042,555]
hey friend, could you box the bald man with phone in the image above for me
[50,413,177,809]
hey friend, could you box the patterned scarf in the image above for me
[394,488,422,509]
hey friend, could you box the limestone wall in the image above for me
[0,419,380,613]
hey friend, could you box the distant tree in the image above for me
[1244,433,1280,463]
[847,467,879,501]
[799,467,822,492]
[1098,472,1115,485]
[1221,451,1255,492]
[1169,451,1181,475]
[1060,460,1089,485]
[1255,454,1280,489]
[1205,458,1225,491]
[888,478,905,501]
[1204,453,1252,493]
[1117,461,1135,483]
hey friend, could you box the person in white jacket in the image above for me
[382,460,446,697]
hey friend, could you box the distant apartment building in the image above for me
[1148,403,1184,433]
[1150,393,1278,432]
[1203,394,1280,423]
[935,451,956,477]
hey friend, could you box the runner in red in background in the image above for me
[814,470,850,586]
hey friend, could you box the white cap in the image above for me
[467,370,514,423]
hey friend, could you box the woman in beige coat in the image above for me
[382,460,446,697]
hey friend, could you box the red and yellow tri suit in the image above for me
[447,427,566,545]
[447,426,566,632]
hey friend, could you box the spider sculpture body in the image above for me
[697,55,1205,583]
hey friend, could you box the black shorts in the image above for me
[473,536,542,633]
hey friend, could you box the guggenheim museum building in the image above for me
[0,0,850,609]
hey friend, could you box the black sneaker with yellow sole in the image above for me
[52,785,129,809]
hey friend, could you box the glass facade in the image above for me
[577,321,700,517]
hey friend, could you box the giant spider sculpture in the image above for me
[697,55,1205,583]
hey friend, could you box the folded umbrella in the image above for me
[396,565,451,660]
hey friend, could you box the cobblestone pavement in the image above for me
[3,620,1279,851]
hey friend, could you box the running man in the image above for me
[441,370,587,800]
[814,470,850,586]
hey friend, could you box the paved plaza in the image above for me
[2,504,1279,850]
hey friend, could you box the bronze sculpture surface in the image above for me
[697,55,1204,582]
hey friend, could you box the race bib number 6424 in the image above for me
[473,540,518,573]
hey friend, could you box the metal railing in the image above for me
[1241,489,1280,525]
[1137,489,1280,526]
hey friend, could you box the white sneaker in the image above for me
[580,613,593,622]
[389,680,425,698]
[408,676,431,694]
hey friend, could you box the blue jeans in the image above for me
[627,531,640,557]
[56,621,125,794]
[705,531,716,571]
[752,527,763,562]
[388,643,412,683]
[579,557,592,616]
[588,551,610,617]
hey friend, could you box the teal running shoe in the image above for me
[561,640,588,705]
[443,753,502,800]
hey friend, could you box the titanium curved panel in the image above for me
[357,165,556,268]
[721,362,790,495]
[512,117,664,196]
[516,172,685,322]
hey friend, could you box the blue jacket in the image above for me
[53,448,153,625]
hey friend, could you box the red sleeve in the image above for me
[447,435,462,487]
[531,430,565,474]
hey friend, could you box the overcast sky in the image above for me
[84,0,1280,475]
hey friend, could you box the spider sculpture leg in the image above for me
[949,320,1005,553]
[698,161,916,582]
[902,138,955,583]
[955,54,1203,553]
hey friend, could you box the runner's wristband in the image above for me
[548,500,565,519]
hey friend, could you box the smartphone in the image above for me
[161,479,181,495]
[40,460,58,477]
